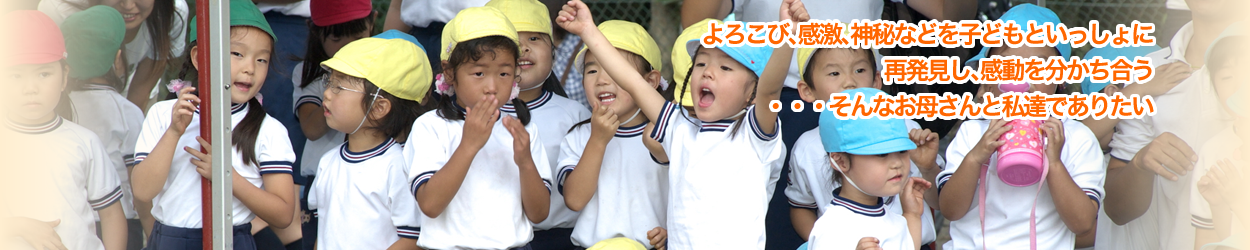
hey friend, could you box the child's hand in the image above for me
[1123,62,1190,97]
[10,218,65,250]
[779,0,810,23]
[590,106,620,145]
[969,119,1012,165]
[556,0,595,35]
[908,128,940,172]
[1197,161,1227,207]
[900,177,931,218]
[502,115,533,167]
[1212,159,1248,208]
[855,237,882,250]
[647,227,667,250]
[185,136,214,180]
[462,95,500,150]
[1040,118,1065,166]
[169,87,199,135]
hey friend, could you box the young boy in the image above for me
[1,10,127,250]
[937,5,1105,250]
[785,46,941,249]
[807,88,931,250]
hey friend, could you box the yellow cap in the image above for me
[797,47,818,79]
[586,237,647,250]
[485,0,552,37]
[574,20,661,74]
[440,6,520,61]
[321,37,433,103]
[670,18,715,107]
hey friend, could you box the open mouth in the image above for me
[234,82,253,92]
[597,92,616,106]
[123,13,139,22]
[519,59,534,70]
[697,87,715,108]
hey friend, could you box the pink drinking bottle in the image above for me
[995,83,1046,186]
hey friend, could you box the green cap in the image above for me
[188,0,277,44]
[62,6,125,79]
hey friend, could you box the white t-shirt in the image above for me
[734,0,897,89]
[558,123,668,248]
[1,117,122,250]
[1093,154,1159,250]
[399,0,489,28]
[292,64,346,177]
[808,188,915,250]
[116,0,189,100]
[1107,22,1231,250]
[938,119,1106,250]
[257,0,311,17]
[650,102,785,250]
[308,138,422,249]
[69,85,145,219]
[785,120,939,244]
[135,100,296,228]
[504,90,591,230]
[404,109,554,250]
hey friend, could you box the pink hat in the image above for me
[4,11,66,66]
[310,0,372,26]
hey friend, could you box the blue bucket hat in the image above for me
[375,29,424,51]
[819,88,917,154]
[965,4,1071,67]
[1079,45,1160,94]
[682,16,774,77]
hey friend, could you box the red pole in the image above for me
[195,0,213,249]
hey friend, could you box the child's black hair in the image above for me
[540,71,569,97]
[801,48,877,88]
[1208,37,1246,73]
[172,30,270,166]
[358,79,428,142]
[675,47,760,138]
[300,13,376,89]
[568,51,660,133]
[433,35,530,125]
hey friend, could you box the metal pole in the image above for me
[207,0,234,248]
[193,0,213,248]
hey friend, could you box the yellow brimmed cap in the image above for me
[486,0,552,36]
[670,18,715,107]
[587,237,647,250]
[440,6,520,61]
[574,20,661,75]
[321,37,433,102]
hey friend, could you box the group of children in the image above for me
[3,0,1246,250]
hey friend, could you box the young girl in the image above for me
[937,6,1104,250]
[62,6,147,249]
[306,34,431,250]
[130,1,296,249]
[486,0,589,246]
[807,88,931,250]
[557,20,669,249]
[558,1,800,248]
[293,0,374,182]
[404,6,553,250]
[785,46,941,249]
[1,10,127,250]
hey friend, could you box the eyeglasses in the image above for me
[326,76,379,97]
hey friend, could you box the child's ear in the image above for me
[797,81,817,103]
[829,152,851,172]
[190,45,201,72]
[370,97,392,121]
[646,70,662,90]
[871,74,883,89]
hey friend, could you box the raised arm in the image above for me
[557,0,666,123]
[753,0,808,137]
